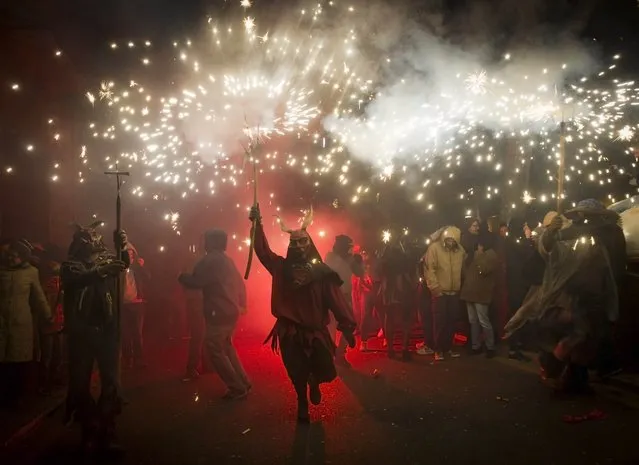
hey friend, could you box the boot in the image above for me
[79,423,98,456]
[96,418,125,458]
[308,378,321,406]
[297,399,310,423]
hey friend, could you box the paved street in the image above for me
[4,331,639,465]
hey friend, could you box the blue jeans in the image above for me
[466,302,495,350]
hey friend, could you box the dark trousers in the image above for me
[418,285,433,348]
[432,294,460,353]
[40,333,64,391]
[379,303,412,352]
[122,302,145,364]
[359,294,378,341]
[205,323,250,393]
[0,362,29,407]
[66,326,121,430]
[280,336,335,406]
[186,300,205,373]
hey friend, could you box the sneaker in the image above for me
[416,346,434,356]
[434,352,445,361]
[469,348,483,355]
[377,328,384,339]
[448,351,461,358]
[416,341,425,349]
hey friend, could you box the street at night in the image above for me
[5,334,638,465]
[4,1,639,464]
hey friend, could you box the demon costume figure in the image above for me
[249,205,356,423]
[60,221,129,455]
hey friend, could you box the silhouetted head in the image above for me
[204,229,228,252]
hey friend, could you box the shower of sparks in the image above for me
[465,70,488,95]
[522,191,535,204]
[617,125,635,141]
[99,81,114,101]
[4,0,631,240]
[382,230,391,243]
[243,17,256,32]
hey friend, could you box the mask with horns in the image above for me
[276,206,320,263]
[68,220,108,260]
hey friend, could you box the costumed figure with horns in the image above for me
[249,205,356,423]
[60,221,129,455]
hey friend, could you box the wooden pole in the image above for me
[557,120,566,213]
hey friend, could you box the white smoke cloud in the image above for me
[322,0,600,165]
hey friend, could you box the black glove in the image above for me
[342,330,356,348]
[113,229,128,249]
[249,205,261,223]
[97,260,126,277]
[177,273,190,285]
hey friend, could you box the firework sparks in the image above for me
[465,70,488,95]
[243,17,256,33]
[617,125,635,141]
[70,0,639,229]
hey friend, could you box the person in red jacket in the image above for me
[250,205,356,423]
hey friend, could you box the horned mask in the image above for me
[68,220,107,260]
[276,206,317,262]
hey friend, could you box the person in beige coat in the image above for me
[425,226,466,361]
[0,240,51,406]
[460,234,499,358]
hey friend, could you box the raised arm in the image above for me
[250,208,281,274]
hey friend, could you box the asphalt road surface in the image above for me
[5,332,639,465]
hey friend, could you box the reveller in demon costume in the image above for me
[249,205,356,423]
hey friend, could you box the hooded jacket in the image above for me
[424,226,466,294]
[0,262,51,362]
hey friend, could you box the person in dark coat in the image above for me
[179,229,251,399]
[563,199,626,379]
[250,205,356,423]
[460,233,499,357]
[376,242,416,361]
[61,221,129,456]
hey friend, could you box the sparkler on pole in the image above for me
[243,121,262,280]
[104,165,130,380]
[557,119,566,214]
